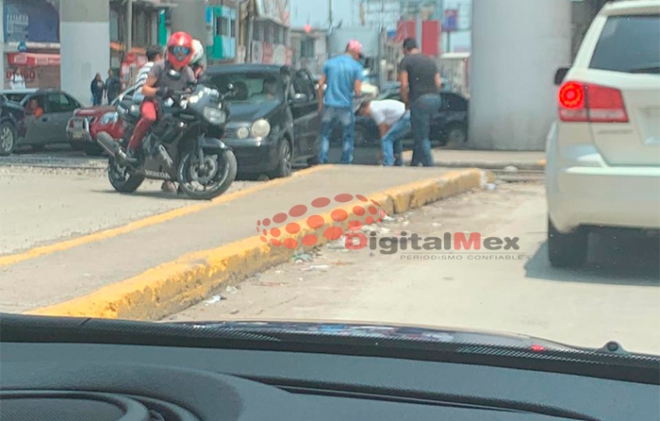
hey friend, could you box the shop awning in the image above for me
[7,53,60,66]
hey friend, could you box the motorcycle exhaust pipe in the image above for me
[97,132,120,157]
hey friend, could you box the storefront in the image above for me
[3,0,61,89]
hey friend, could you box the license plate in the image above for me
[71,130,84,139]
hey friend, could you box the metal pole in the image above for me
[0,0,4,89]
[126,0,133,53]
[328,0,333,29]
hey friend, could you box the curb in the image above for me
[429,160,546,171]
[27,168,494,321]
[400,151,546,171]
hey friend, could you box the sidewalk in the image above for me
[402,149,546,170]
[0,165,490,319]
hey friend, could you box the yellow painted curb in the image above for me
[27,168,491,321]
[0,165,333,268]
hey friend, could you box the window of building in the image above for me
[133,10,150,46]
[254,21,264,42]
[265,21,275,42]
[301,38,315,58]
[110,10,120,42]
[217,16,229,36]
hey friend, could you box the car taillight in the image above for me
[558,81,628,123]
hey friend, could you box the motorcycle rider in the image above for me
[118,32,196,166]
[190,39,205,81]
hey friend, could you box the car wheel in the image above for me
[0,122,17,156]
[444,124,467,149]
[269,138,293,178]
[547,218,588,268]
[354,124,373,146]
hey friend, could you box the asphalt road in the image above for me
[166,182,660,355]
[0,165,258,255]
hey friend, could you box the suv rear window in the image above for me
[590,14,660,74]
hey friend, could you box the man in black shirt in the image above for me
[105,69,122,104]
[399,38,442,167]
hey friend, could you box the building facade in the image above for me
[243,0,291,65]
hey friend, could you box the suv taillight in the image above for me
[558,81,628,123]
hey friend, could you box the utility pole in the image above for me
[0,0,4,89]
[126,0,133,54]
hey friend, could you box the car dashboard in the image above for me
[1,316,658,421]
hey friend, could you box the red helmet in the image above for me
[166,32,194,68]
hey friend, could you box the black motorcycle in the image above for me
[97,77,237,200]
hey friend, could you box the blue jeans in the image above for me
[382,112,411,166]
[410,94,440,167]
[319,106,355,164]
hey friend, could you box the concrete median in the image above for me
[27,168,493,321]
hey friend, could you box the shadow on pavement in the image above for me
[525,234,660,287]
[90,189,193,201]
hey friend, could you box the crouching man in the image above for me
[358,99,411,166]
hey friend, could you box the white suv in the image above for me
[546,1,660,267]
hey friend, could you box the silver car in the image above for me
[0,89,82,151]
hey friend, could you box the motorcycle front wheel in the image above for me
[108,157,145,193]
[177,149,237,200]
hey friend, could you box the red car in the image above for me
[66,85,139,155]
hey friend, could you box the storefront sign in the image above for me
[8,53,60,66]
[252,41,263,63]
[273,44,286,65]
[262,43,274,64]
[5,69,37,81]
[3,0,60,43]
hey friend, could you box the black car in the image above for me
[371,90,469,146]
[205,64,320,178]
[0,94,26,156]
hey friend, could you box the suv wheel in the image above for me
[547,218,588,268]
[0,121,17,156]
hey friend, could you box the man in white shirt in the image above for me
[134,45,181,193]
[358,99,411,166]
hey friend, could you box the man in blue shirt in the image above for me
[317,40,364,164]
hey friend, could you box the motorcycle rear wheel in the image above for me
[108,157,145,193]
[177,149,237,200]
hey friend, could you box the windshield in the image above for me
[5,93,30,103]
[590,14,660,73]
[211,72,284,104]
[2,0,660,373]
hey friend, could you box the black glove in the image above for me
[156,87,174,99]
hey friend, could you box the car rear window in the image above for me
[590,14,660,74]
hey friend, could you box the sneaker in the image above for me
[161,181,177,193]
